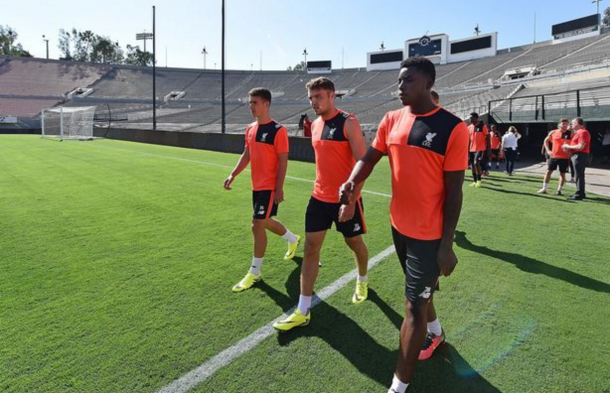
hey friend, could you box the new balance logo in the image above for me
[275,123,281,129]
[258,206,265,214]
[354,223,361,232]
[261,133,268,142]
[328,128,336,139]
[419,286,432,299]
[422,132,437,148]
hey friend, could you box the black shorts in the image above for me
[392,227,441,305]
[469,151,485,164]
[491,149,500,159]
[547,158,569,173]
[252,190,278,220]
[305,196,366,238]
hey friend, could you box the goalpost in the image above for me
[41,106,97,141]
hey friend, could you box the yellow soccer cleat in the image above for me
[284,235,301,260]
[273,309,310,331]
[475,181,482,188]
[231,272,261,293]
[352,281,369,304]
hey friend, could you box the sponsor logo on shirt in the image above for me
[422,132,437,148]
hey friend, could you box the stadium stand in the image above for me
[1,28,610,135]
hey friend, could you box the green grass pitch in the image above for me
[1,135,609,393]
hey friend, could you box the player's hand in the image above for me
[338,203,356,223]
[339,181,355,205]
[274,189,284,204]
[545,149,552,156]
[437,244,458,277]
[223,175,234,190]
[562,145,570,152]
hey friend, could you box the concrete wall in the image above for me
[97,128,316,162]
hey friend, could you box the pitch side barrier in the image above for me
[98,128,316,162]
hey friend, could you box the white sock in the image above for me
[357,275,368,283]
[297,295,311,316]
[427,318,442,336]
[557,185,563,191]
[542,182,548,190]
[281,229,297,244]
[249,257,263,276]
[388,374,409,393]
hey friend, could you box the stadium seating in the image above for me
[1,29,609,128]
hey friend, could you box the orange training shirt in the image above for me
[372,106,469,240]
[550,129,572,159]
[311,110,358,203]
[469,122,489,152]
[244,119,289,191]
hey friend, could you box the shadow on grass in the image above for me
[256,256,302,310]
[275,289,501,392]
[455,231,610,294]
[483,185,576,203]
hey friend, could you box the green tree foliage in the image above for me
[287,61,306,71]
[124,44,154,67]
[0,25,32,57]
[58,28,133,65]
[603,6,610,26]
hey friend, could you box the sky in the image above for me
[3,0,607,70]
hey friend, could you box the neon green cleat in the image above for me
[475,181,482,188]
[232,272,261,293]
[469,182,478,187]
[273,309,310,331]
[284,235,301,260]
[352,281,369,304]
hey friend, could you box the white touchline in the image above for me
[81,143,392,198]
[156,245,396,393]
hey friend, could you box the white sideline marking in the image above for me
[82,143,392,198]
[156,245,396,393]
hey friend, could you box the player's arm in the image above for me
[224,147,250,190]
[340,147,384,205]
[274,153,288,204]
[543,135,552,156]
[485,127,492,156]
[437,170,464,276]
[563,136,585,152]
[339,117,367,221]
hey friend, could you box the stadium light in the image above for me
[136,31,153,52]
[302,48,308,66]
[380,41,386,51]
[202,46,208,69]
[42,35,49,59]
[152,5,157,131]
[592,0,603,16]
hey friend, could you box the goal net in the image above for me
[41,106,97,140]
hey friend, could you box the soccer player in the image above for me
[562,117,591,200]
[538,119,572,195]
[490,125,502,169]
[273,77,369,331]
[224,88,301,292]
[340,57,468,393]
[468,112,490,187]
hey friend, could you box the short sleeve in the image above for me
[444,122,469,171]
[371,113,390,154]
[275,127,289,154]
[483,124,489,136]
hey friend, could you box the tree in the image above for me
[0,25,32,57]
[287,61,306,71]
[58,28,124,64]
[124,44,153,67]
[603,6,610,26]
